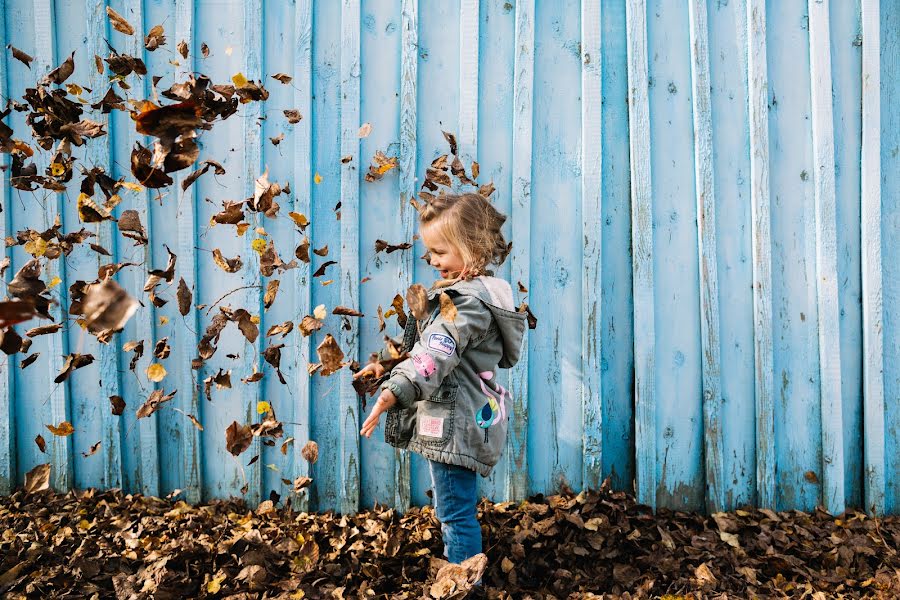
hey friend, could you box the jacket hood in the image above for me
[428,276,527,368]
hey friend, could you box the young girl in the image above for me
[355,193,526,567]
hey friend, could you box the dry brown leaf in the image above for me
[106,6,135,35]
[439,292,457,322]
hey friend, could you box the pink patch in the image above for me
[412,353,437,379]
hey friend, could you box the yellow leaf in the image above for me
[257,401,271,415]
[49,276,61,288]
[236,223,250,236]
[159,316,169,325]
[313,172,322,185]
[23,237,48,257]
[65,83,83,96]
[288,212,309,228]
[290,590,306,599]
[207,573,226,594]
[50,162,66,176]
[46,421,75,436]
[321,279,333,286]
[251,238,267,255]
[313,304,327,320]
[250,315,260,324]
[120,181,144,193]
[77,519,91,530]
[255,227,268,236]
[231,72,249,88]
[146,363,167,383]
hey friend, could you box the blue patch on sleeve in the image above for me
[427,333,456,356]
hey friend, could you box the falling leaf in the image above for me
[313,260,336,278]
[185,413,203,431]
[109,395,125,416]
[271,73,293,84]
[283,109,302,124]
[24,464,50,493]
[257,401,271,415]
[177,39,189,58]
[41,51,75,85]
[82,441,102,458]
[294,238,311,263]
[269,132,285,146]
[313,172,322,185]
[298,316,323,337]
[288,212,309,230]
[439,292,457,322]
[316,334,344,376]
[264,280,280,310]
[46,421,75,437]
[106,6,135,35]
[301,441,319,464]
[7,44,34,68]
[332,306,364,318]
[146,363,167,382]
[135,388,177,418]
[177,278,192,316]
[313,245,328,257]
[201,42,210,57]
[406,284,429,321]
[144,24,166,51]
[225,421,253,456]
[804,471,819,484]
[54,354,94,383]
[34,435,46,453]
[374,239,412,254]
[358,123,373,138]
[212,249,243,273]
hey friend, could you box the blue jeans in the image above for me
[428,459,482,564]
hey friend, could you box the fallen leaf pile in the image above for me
[0,478,898,599]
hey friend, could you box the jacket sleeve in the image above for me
[381,294,492,409]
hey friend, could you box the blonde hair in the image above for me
[419,193,510,281]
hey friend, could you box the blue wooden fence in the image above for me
[0,0,897,516]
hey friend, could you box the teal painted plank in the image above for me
[86,0,122,492]
[394,0,416,513]
[529,0,584,495]
[808,0,845,516]
[338,0,361,515]
[33,0,73,493]
[290,0,313,514]
[507,0,533,502]
[475,0,515,504]
[600,0,635,494]
[242,0,264,507]
[581,0,603,492]
[768,0,821,512]
[170,0,201,504]
[625,0,656,510]
[458,0,478,166]
[688,0,725,513]
[829,0,864,510]
[746,0,775,509]
[310,0,344,511]
[0,0,13,495]
[708,0,756,510]
[860,0,884,516]
[879,0,899,515]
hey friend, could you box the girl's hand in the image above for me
[360,389,397,438]
[352,361,386,381]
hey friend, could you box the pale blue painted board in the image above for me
[528,0,584,495]
[829,0,864,509]
[0,0,13,495]
[881,0,899,515]
[411,0,459,507]
[475,0,515,503]
[600,0,634,493]
[309,0,344,512]
[647,0,704,511]
[860,0,884,516]
[708,0,757,510]
[259,0,303,502]
[766,0,822,512]
[358,0,403,510]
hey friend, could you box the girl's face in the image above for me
[420,222,466,279]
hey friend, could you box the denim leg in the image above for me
[428,460,482,564]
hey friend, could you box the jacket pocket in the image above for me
[415,379,457,449]
[384,406,416,447]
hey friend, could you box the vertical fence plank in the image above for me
[859,0,884,517]
[0,0,13,495]
[338,0,361,515]
[507,0,533,502]
[581,0,603,492]
[807,0,845,516]
[241,0,264,507]
[395,0,417,514]
[32,0,72,493]
[746,0,775,509]
[625,0,655,510]
[458,0,478,166]
[292,0,313,514]
[171,0,202,504]
[688,0,725,513]
[86,0,122,492]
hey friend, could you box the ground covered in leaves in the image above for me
[1,481,899,599]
